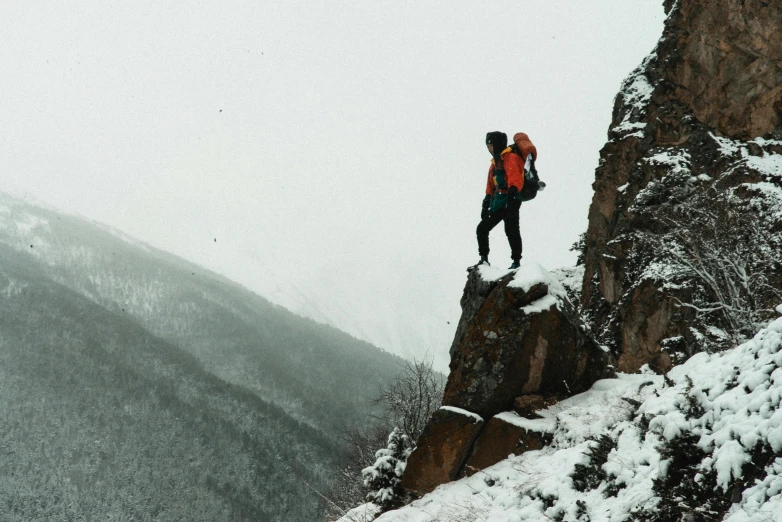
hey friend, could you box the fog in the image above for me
[1,1,666,369]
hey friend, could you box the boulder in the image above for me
[443,263,614,419]
[461,413,552,477]
[399,407,484,497]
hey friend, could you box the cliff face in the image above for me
[582,0,782,372]
[660,0,782,140]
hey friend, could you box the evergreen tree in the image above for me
[361,428,412,510]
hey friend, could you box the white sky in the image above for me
[1,1,665,371]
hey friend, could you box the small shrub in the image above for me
[571,435,615,492]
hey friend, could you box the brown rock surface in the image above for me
[461,415,552,477]
[443,269,614,419]
[513,395,559,419]
[400,407,484,497]
[663,0,782,140]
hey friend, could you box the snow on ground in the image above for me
[338,503,382,522]
[477,261,570,316]
[346,312,782,522]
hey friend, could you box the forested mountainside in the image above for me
[0,193,404,521]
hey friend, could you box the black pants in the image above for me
[476,200,522,262]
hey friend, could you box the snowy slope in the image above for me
[344,310,782,522]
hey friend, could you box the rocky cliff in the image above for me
[582,0,782,373]
[399,0,782,503]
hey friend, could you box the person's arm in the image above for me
[482,166,493,219]
[486,165,494,196]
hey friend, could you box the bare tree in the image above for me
[647,189,782,347]
[324,425,389,521]
[375,357,445,444]
[323,358,445,520]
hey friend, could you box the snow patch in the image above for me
[440,406,483,423]
[551,265,585,297]
[495,411,556,434]
[746,154,782,178]
[645,149,692,175]
[711,132,742,156]
[508,262,567,298]
[336,503,382,522]
[612,53,656,138]
[476,264,513,282]
[521,293,558,315]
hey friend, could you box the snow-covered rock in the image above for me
[402,262,614,495]
[444,261,614,419]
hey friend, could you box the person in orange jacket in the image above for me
[474,132,537,270]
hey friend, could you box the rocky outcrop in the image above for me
[582,0,782,372]
[399,407,484,497]
[444,265,613,418]
[460,413,551,478]
[402,264,614,495]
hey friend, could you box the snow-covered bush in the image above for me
[361,428,412,510]
[648,192,781,345]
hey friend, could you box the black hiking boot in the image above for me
[468,256,490,271]
[508,260,520,270]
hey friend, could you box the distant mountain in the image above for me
[0,193,404,521]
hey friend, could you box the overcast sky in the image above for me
[1,1,665,370]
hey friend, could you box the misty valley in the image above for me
[0,194,405,521]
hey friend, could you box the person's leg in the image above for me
[476,211,505,260]
[503,200,522,262]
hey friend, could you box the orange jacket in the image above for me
[486,147,524,195]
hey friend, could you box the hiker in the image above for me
[474,132,537,270]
